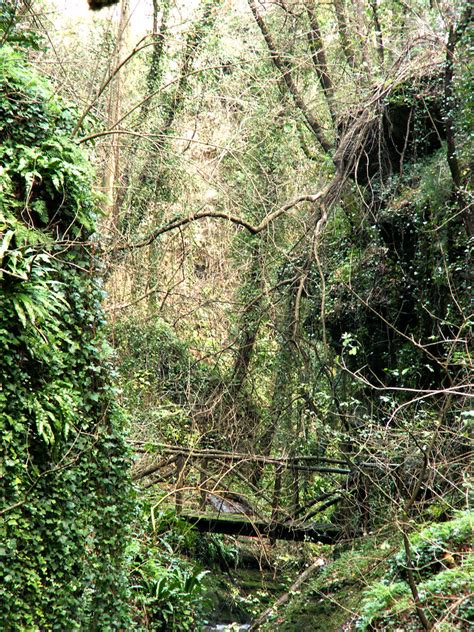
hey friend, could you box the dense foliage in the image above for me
[0,45,133,628]
[128,510,211,630]
[1,0,472,629]
[273,513,473,631]
[356,513,473,631]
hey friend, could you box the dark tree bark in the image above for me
[304,0,336,124]
[333,0,356,68]
[230,244,265,396]
[444,6,473,238]
[140,0,170,122]
[369,0,384,66]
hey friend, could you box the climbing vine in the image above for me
[0,45,134,628]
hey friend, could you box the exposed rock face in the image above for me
[336,74,446,185]
[307,72,466,391]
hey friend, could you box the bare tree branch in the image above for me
[247,0,333,154]
[111,187,330,253]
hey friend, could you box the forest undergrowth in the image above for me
[1,1,472,630]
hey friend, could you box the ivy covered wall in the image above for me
[0,46,134,629]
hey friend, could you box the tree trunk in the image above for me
[102,0,129,226]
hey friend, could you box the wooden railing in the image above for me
[131,441,383,538]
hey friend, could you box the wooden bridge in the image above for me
[132,442,376,542]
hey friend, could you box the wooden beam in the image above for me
[182,513,340,543]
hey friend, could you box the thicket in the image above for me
[0,45,133,628]
[3,1,472,630]
[270,512,473,631]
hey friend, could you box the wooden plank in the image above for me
[175,455,185,515]
[271,464,283,524]
[199,458,208,510]
[181,513,340,543]
[291,466,300,516]
[270,464,283,545]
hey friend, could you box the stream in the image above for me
[201,562,284,631]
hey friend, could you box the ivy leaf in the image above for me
[0,229,14,264]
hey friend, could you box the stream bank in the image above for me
[198,513,473,631]
[199,538,321,630]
